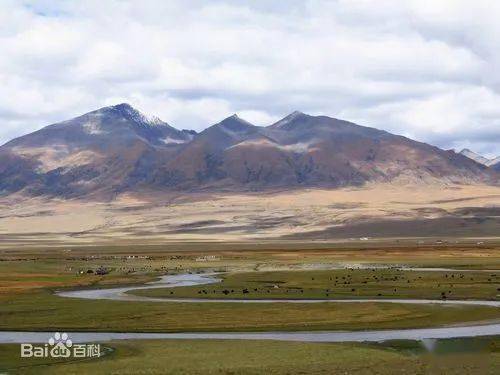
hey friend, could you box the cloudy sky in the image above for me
[1,0,499,157]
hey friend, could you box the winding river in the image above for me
[56,272,500,307]
[1,270,499,344]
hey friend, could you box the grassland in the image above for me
[0,183,499,373]
[0,244,499,373]
[4,288,500,332]
[133,268,500,301]
[0,245,499,333]
[1,338,499,374]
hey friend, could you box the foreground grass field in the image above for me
[0,245,499,333]
[0,244,500,373]
[1,338,499,374]
[132,268,500,301]
[3,289,500,332]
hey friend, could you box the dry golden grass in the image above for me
[0,183,498,245]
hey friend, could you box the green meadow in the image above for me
[0,244,499,374]
[132,268,500,300]
[1,338,499,374]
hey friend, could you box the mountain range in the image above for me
[0,103,497,198]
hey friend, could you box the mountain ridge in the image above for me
[0,104,497,198]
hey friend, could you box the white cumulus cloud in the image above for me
[0,0,499,157]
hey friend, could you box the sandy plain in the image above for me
[0,183,499,247]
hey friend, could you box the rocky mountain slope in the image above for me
[0,104,194,197]
[0,104,496,198]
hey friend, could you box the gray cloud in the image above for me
[0,0,499,157]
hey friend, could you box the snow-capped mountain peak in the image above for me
[111,103,167,127]
[270,111,307,129]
